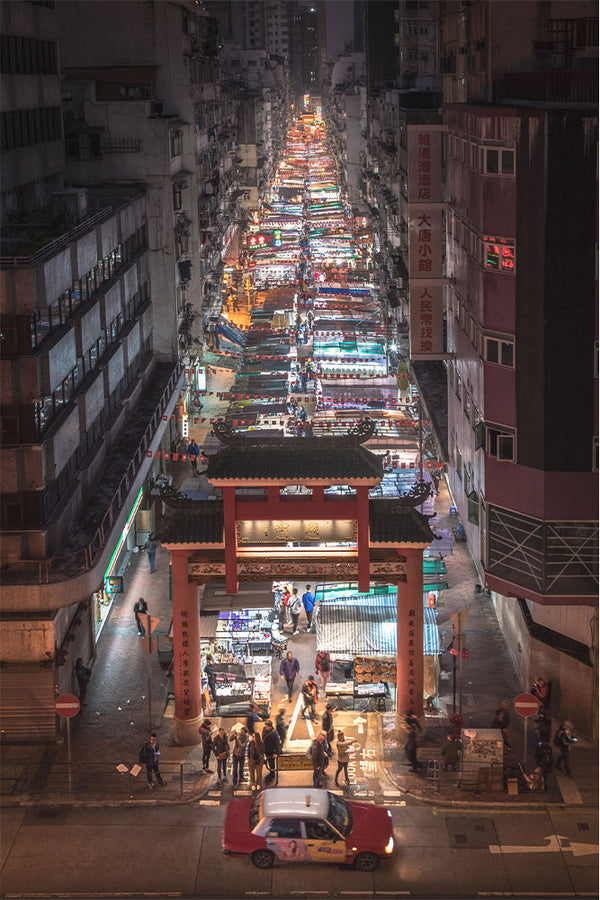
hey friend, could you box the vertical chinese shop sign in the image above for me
[407,126,446,359]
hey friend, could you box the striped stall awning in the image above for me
[315,595,442,657]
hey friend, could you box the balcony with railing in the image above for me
[0,359,184,585]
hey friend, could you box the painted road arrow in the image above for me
[489,834,598,857]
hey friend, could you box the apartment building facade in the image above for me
[442,0,598,733]
[0,1,189,740]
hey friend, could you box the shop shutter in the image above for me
[0,664,57,742]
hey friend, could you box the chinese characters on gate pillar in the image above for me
[407,608,416,702]
[407,126,446,359]
[178,609,192,717]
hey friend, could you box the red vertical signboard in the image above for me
[407,125,447,360]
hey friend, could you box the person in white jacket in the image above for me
[288,588,302,635]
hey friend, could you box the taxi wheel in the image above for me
[251,849,275,869]
[353,852,379,872]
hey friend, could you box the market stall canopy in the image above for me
[315,595,442,656]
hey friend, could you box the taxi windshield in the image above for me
[327,792,352,836]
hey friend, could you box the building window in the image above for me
[484,335,515,368]
[173,183,183,210]
[463,388,471,420]
[467,490,479,524]
[469,316,478,347]
[483,147,515,175]
[483,236,516,273]
[455,369,462,401]
[170,129,183,158]
[464,464,472,495]
[456,447,463,481]
[486,426,515,462]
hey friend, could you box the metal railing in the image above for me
[1,761,200,801]
[0,360,184,585]
[0,208,114,268]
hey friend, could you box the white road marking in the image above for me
[489,834,598,856]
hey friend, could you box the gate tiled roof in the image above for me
[369,500,434,545]
[156,501,224,545]
[205,434,383,482]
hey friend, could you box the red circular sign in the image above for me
[513,692,539,718]
[55,694,81,718]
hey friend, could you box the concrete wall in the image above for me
[1,618,55,662]
[493,591,597,738]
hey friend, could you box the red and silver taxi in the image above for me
[222,787,394,871]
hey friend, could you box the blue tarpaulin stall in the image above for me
[315,594,442,701]
[315,593,442,656]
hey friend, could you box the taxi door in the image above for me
[302,818,347,863]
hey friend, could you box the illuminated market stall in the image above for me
[313,586,443,711]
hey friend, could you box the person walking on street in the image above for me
[263,721,281,784]
[276,592,287,632]
[279,650,300,702]
[281,584,292,627]
[134,597,148,636]
[199,719,214,774]
[246,702,262,734]
[334,731,356,787]
[213,727,229,782]
[315,650,332,692]
[229,727,249,787]
[536,706,552,743]
[322,704,335,745]
[404,720,420,773]
[187,439,200,473]
[554,721,577,775]
[302,675,318,721]
[140,733,164,788]
[534,739,554,791]
[288,588,302,634]
[75,658,91,704]
[441,732,462,771]
[275,706,288,745]
[491,705,512,749]
[302,585,315,630]
[247,730,265,792]
[309,733,327,788]
[144,534,158,573]
[204,656,218,706]
[531,677,551,709]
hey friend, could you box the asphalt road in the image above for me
[0,800,597,899]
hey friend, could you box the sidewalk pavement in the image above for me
[1,367,596,812]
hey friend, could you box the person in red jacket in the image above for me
[315,650,332,691]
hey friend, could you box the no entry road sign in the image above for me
[513,692,539,718]
[55,694,80,718]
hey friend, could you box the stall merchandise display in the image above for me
[354,656,396,684]
[215,609,274,659]
[325,681,354,697]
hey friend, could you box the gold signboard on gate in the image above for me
[236,520,358,545]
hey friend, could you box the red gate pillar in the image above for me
[171,549,203,745]
[396,547,424,724]
[222,486,238,594]
[356,486,370,593]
